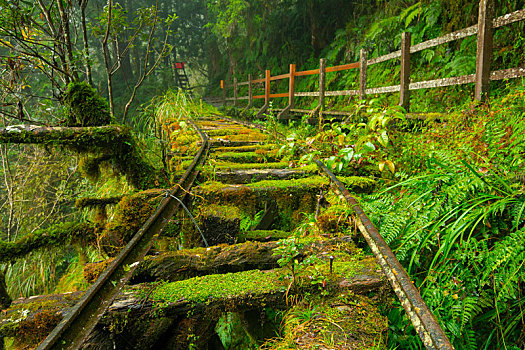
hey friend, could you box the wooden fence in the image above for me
[220,0,525,119]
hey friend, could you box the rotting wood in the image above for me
[3,264,386,350]
[127,237,358,284]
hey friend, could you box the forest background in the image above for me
[0,0,524,349]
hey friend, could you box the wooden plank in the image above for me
[491,67,525,80]
[475,0,494,101]
[325,62,359,73]
[270,73,290,81]
[269,93,289,98]
[237,96,250,100]
[238,81,249,86]
[294,92,320,97]
[252,78,265,84]
[365,85,401,94]
[295,68,320,76]
[368,50,401,65]
[409,74,476,90]
[253,94,265,99]
[322,110,354,116]
[325,90,359,97]
[360,49,368,100]
[290,108,315,114]
[400,32,411,111]
[493,8,525,28]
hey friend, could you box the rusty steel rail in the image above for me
[37,119,209,350]
[314,159,454,350]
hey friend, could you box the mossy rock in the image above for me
[62,81,112,127]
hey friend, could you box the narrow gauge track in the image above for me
[32,110,451,349]
[37,119,210,350]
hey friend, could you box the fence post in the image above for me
[265,69,271,106]
[221,80,226,105]
[289,64,296,109]
[359,49,368,101]
[475,0,494,101]
[318,58,326,116]
[233,77,238,107]
[248,74,253,108]
[400,32,411,112]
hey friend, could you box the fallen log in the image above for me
[84,237,358,284]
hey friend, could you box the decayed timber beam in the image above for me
[1,262,386,349]
[127,237,358,283]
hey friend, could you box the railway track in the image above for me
[3,107,451,349]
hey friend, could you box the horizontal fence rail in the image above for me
[220,0,524,118]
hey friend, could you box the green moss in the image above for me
[62,81,112,127]
[0,222,99,264]
[213,150,280,163]
[238,230,291,242]
[268,293,388,349]
[213,144,276,153]
[101,193,158,255]
[199,204,241,221]
[206,128,248,136]
[150,269,286,305]
[213,161,290,170]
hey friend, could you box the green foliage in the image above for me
[359,85,525,349]
[62,82,112,127]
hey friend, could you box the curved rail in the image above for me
[37,119,209,350]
